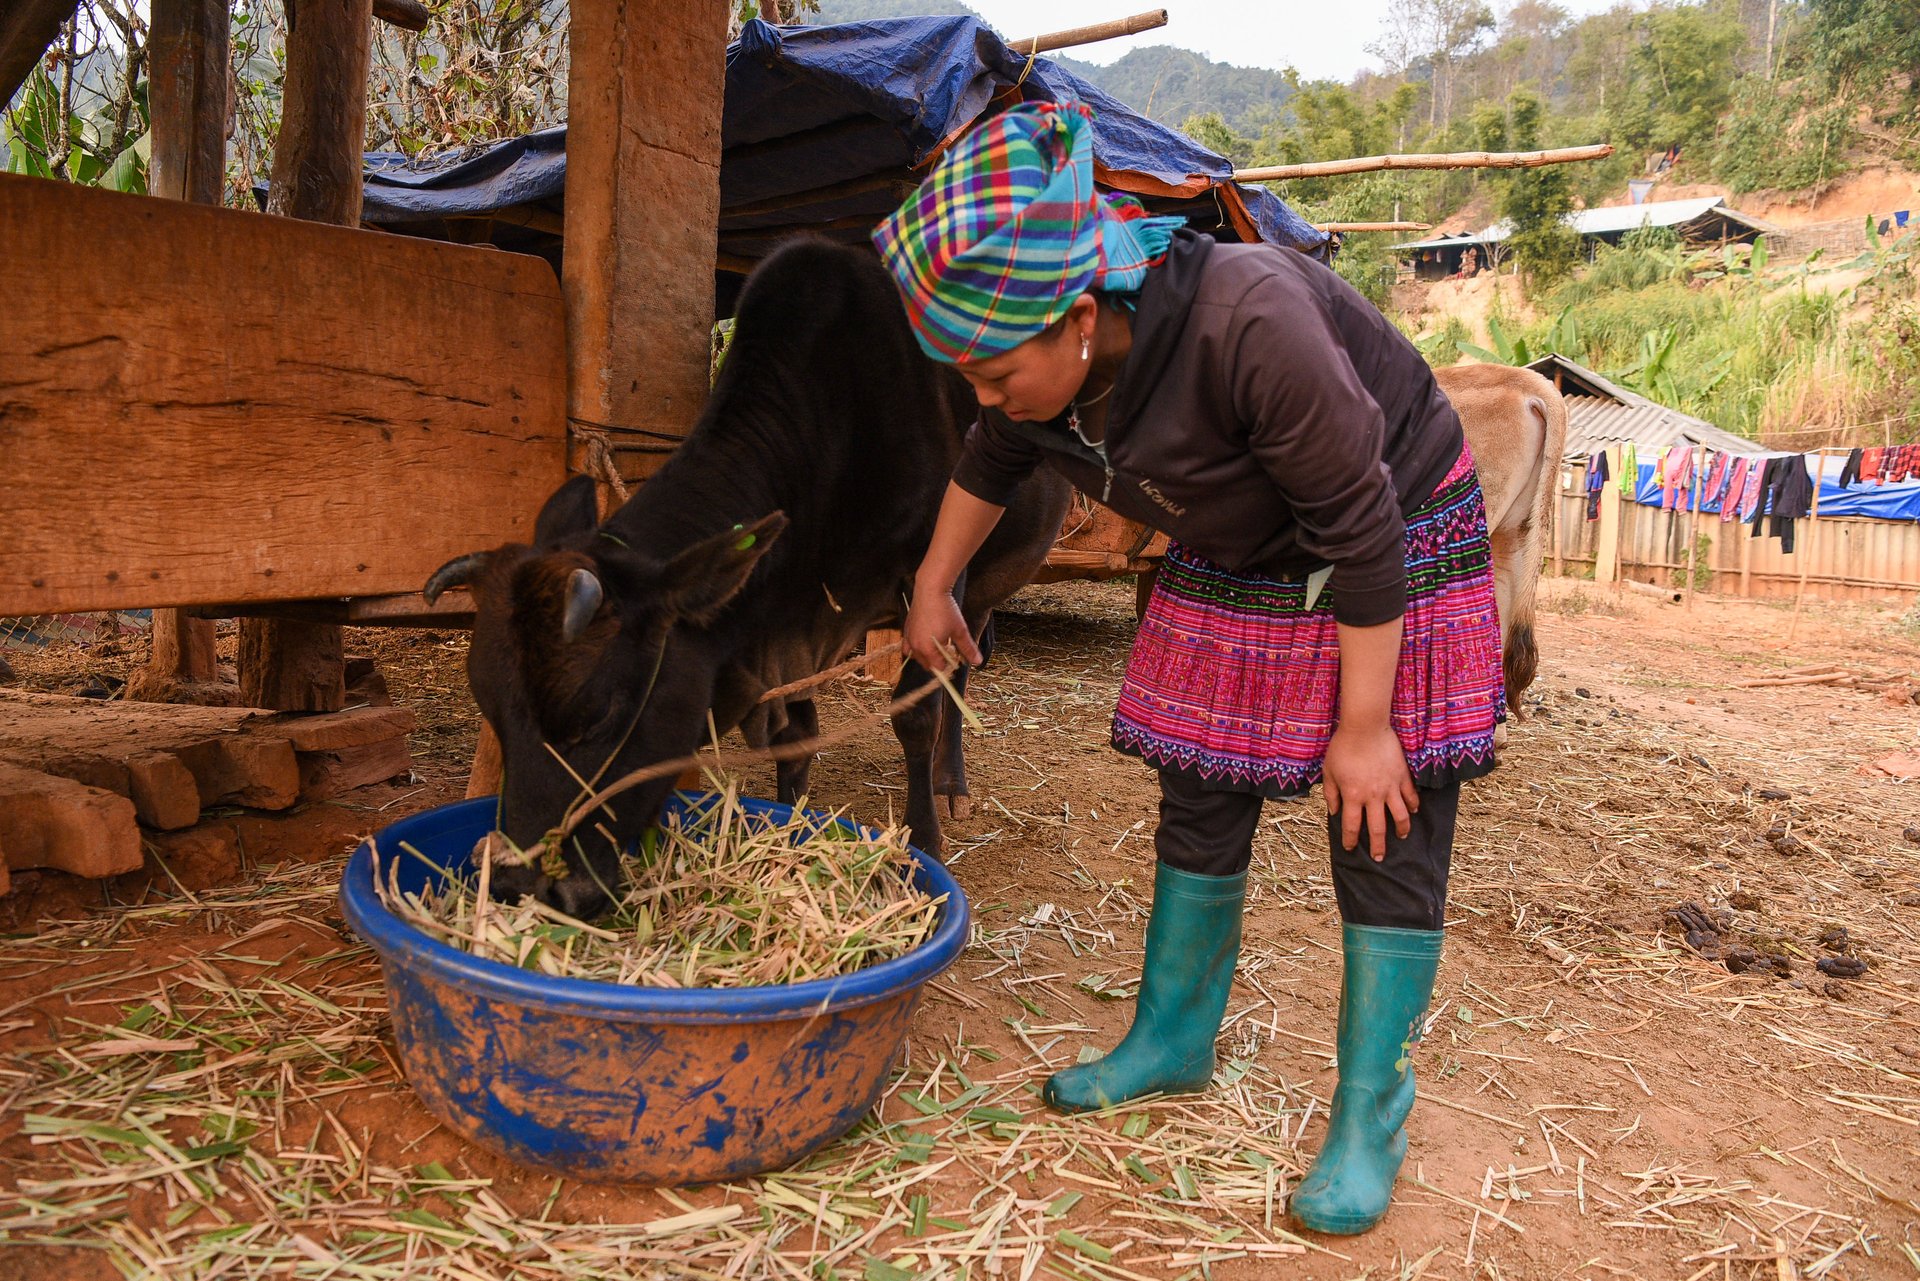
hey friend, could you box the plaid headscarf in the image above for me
[873,102,1187,365]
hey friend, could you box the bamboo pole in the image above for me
[1313,221,1432,232]
[1009,9,1166,54]
[1234,144,1613,184]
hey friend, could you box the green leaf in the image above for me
[1046,1192,1083,1218]
[1120,1112,1150,1138]
[1057,1231,1114,1262]
[1455,341,1507,365]
[907,1193,928,1236]
[864,1259,917,1281]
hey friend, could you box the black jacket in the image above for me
[951,231,1466,625]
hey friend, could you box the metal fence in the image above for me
[0,610,154,653]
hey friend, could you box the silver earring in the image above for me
[1080,334,1090,360]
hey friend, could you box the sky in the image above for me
[956,0,1640,84]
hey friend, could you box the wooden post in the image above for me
[240,0,375,713]
[1232,144,1612,183]
[134,0,231,705]
[562,0,728,491]
[1595,445,1623,588]
[1683,446,1702,608]
[462,0,729,799]
[1787,450,1828,642]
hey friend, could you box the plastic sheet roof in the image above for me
[349,16,1327,263]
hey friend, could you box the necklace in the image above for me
[1066,378,1115,444]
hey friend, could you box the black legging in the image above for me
[1152,769,1457,931]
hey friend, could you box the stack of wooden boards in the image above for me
[0,690,413,894]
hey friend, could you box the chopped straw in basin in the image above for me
[374,774,945,988]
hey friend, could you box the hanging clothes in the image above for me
[1618,442,1638,498]
[1747,457,1781,532]
[1659,445,1695,510]
[1837,449,1863,489]
[1769,455,1815,554]
[1720,456,1749,521]
[1861,446,1884,484]
[1585,451,1610,521]
[1702,451,1732,508]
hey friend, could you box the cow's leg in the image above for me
[933,610,995,819]
[773,697,819,805]
[931,661,973,820]
[891,658,945,858]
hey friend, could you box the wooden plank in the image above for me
[0,692,413,819]
[0,173,568,616]
[0,762,143,881]
[564,0,728,488]
[1594,446,1623,586]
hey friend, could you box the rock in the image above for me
[1816,955,1868,979]
[1904,827,1920,846]
[1893,1043,1920,1060]
[1816,925,1852,953]
[1757,788,1791,801]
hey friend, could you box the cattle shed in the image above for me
[1397,196,1774,280]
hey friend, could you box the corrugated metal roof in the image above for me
[1397,196,1772,251]
[1524,354,1770,456]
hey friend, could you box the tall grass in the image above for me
[1507,237,1920,445]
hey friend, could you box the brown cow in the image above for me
[1433,362,1568,717]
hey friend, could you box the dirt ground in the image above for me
[1,577,1918,1280]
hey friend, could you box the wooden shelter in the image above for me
[0,0,727,880]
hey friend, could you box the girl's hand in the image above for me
[904,585,981,672]
[1322,722,1418,861]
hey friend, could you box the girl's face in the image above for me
[953,294,1096,422]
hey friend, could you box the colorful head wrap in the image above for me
[872,101,1188,365]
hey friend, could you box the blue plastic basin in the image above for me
[339,793,969,1184]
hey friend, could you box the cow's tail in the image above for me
[1503,388,1567,714]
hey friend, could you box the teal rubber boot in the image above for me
[1289,924,1443,1235]
[1043,864,1245,1113]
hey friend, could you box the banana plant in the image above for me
[2,66,149,194]
[1455,306,1580,366]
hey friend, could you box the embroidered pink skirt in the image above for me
[1111,447,1504,798]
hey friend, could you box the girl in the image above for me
[872,101,1503,1235]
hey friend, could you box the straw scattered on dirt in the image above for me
[1,577,1917,1279]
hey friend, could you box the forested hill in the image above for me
[808,0,1295,133]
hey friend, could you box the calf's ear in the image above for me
[534,474,602,548]
[660,512,789,626]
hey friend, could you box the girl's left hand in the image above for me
[1322,723,1418,861]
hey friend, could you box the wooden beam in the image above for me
[1008,9,1167,55]
[139,0,233,705]
[1235,144,1614,183]
[248,0,377,711]
[0,0,78,107]
[372,0,430,31]
[1313,221,1432,232]
[564,0,729,489]
[0,174,567,617]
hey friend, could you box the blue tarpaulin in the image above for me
[1629,457,1920,522]
[350,16,1326,259]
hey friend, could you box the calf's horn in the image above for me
[424,553,488,604]
[562,568,604,642]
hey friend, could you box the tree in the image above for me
[1491,90,1578,289]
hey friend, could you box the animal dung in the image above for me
[376,777,944,988]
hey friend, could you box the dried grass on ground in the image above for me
[1,578,1917,1279]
